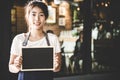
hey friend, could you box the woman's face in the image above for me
[28,6,46,30]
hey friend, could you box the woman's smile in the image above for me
[34,22,41,26]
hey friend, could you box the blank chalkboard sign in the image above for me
[21,46,54,71]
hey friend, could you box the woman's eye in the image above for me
[39,14,44,16]
[32,14,36,16]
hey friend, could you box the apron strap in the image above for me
[22,32,50,46]
[45,33,50,46]
[22,32,31,46]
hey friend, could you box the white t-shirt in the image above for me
[10,33,61,56]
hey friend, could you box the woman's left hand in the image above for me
[53,53,61,72]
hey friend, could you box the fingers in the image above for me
[53,54,61,72]
[54,59,59,69]
[14,56,22,68]
[54,54,59,67]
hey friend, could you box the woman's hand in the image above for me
[9,54,22,73]
[53,53,61,72]
[14,56,22,70]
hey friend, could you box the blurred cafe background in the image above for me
[1,0,120,80]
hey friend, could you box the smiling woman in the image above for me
[8,0,61,80]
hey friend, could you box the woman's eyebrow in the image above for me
[31,11,44,14]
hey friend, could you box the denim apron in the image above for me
[18,71,53,80]
[18,32,53,80]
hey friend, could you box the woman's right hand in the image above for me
[9,55,23,73]
[14,56,22,69]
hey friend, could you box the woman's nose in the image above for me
[35,15,40,21]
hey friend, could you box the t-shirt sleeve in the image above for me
[53,35,61,54]
[10,35,22,55]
